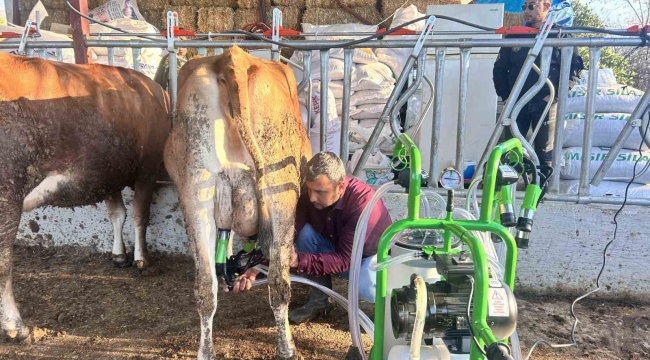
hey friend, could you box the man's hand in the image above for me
[224,268,260,293]
[290,248,299,268]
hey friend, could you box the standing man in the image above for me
[229,151,393,324]
[493,0,584,168]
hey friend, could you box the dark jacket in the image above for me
[493,28,584,103]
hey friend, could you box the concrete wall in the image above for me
[16,184,650,297]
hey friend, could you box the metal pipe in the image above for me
[4,36,647,51]
[296,50,312,93]
[528,64,555,144]
[107,47,114,66]
[591,85,650,186]
[352,52,421,177]
[428,47,447,188]
[169,50,178,126]
[132,47,141,73]
[456,47,471,188]
[214,48,223,55]
[319,49,330,153]
[390,51,427,137]
[550,46,575,193]
[473,28,553,181]
[341,49,354,167]
[198,47,207,56]
[578,47,602,196]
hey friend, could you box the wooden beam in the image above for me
[68,0,91,64]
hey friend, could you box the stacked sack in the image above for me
[559,68,650,198]
[289,22,398,158]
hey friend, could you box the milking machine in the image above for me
[210,12,555,360]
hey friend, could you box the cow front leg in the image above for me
[105,192,129,267]
[0,199,30,342]
[132,180,156,269]
[268,234,301,360]
[180,179,219,360]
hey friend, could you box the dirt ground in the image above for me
[0,245,648,360]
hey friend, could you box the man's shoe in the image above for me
[289,274,336,324]
[288,297,336,324]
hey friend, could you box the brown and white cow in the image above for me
[164,46,311,359]
[0,52,170,341]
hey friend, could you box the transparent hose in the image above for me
[349,182,404,360]
[421,189,447,218]
[420,196,431,218]
[410,275,427,360]
[252,266,375,336]
[368,252,422,272]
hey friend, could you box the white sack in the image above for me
[574,68,619,87]
[301,23,379,64]
[565,84,645,114]
[89,19,164,57]
[310,119,342,157]
[0,24,76,63]
[354,103,386,119]
[347,149,394,185]
[94,52,163,79]
[562,112,649,150]
[88,0,145,23]
[352,62,395,91]
[350,85,394,106]
[348,119,396,152]
[336,101,360,117]
[375,5,425,78]
[561,146,650,184]
[299,83,339,129]
[560,179,650,198]
[330,81,356,98]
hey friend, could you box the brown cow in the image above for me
[0,52,170,341]
[164,46,311,359]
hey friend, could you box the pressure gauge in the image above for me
[440,168,462,189]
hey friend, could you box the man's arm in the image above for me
[493,47,512,101]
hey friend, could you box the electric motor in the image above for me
[391,276,517,353]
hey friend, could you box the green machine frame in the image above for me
[371,134,539,360]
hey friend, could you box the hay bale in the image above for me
[138,0,169,11]
[163,6,197,30]
[41,0,67,10]
[302,6,381,25]
[305,0,374,9]
[170,0,236,8]
[88,0,104,10]
[143,10,165,30]
[41,9,70,29]
[380,0,461,19]
[503,12,524,28]
[233,7,302,30]
[237,0,271,9]
[272,0,305,9]
[197,7,234,33]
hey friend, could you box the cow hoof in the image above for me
[3,324,31,343]
[111,254,131,268]
[133,259,149,270]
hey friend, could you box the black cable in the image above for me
[466,276,488,357]
[228,14,496,51]
[523,112,650,360]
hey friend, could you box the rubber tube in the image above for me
[251,266,375,336]
[349,182,403,360]
[368,251,421,272]
[409,275,427,360]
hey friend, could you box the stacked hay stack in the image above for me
[503,12,524,28]
[379,0,460,19]
[18,0,306,33]
[303,0,381,26]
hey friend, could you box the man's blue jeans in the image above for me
[295,224,377,303]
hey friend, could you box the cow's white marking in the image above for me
[22,174,67,212]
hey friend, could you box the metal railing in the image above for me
[2,9,650,205]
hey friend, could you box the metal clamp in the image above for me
[18,20,33,55]
[166,11,178,53]
[271,8,282,61]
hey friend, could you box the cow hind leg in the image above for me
[180,177,219,360]
[266,207,302,360]
[132,180,156,269]
[105,192,129,268]
[0,198,30,342]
